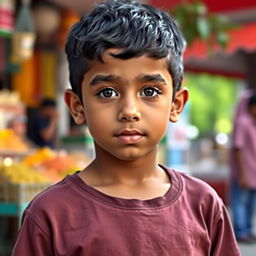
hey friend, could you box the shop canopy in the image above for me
[49,0,256,13]
[149,0,256,79]
[184,22,256,59]
[48,0,256,79]
[183,22,256,78]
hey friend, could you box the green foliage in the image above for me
[185,73,238,137]
[171,0,235,48]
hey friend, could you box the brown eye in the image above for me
[97,88,118,98]
[140,87,160,97]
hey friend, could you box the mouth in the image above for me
[115,129,145,144]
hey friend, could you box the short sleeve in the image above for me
[232,119,247,149]
[12,210,53,256]
[210,204,241,256]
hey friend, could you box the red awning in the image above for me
[149,0,256,12]
[148,1,256,78]
[184,22,256,61]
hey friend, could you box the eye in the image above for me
[140,87,161,97]
[96,88,118,98]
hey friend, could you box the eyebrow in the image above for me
[89,74,119,86]
[137,74,167,85]
[89,73,168,86]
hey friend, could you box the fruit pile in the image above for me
[0,129,29,152]
[22,147,87,182]
[0,159,50,184]
[0,147,90,186]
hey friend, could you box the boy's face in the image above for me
[65,49,188,161]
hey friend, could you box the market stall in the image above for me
[0,3,88,254]
[0,88,91,254]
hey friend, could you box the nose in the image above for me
[118,97,141,122]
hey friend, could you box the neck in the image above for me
[86,145,162,185]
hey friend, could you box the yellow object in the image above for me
[0,129,29,152]
[23,147,56,166]
[0,162,51,184]
[3,157,13,167]
[0,129,12,139]
[12,56,37,107]
[40,50,56,99]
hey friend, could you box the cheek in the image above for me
[149,105,170,133]
[152,101,171,120]
[85,111,111,137]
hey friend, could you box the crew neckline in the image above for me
[66,165,183,210]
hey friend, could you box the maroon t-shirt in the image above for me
[12,166,240,256]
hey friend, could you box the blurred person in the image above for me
[230,91,256,243]
[29,98,59,149]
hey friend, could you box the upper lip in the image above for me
[115,129,144,136]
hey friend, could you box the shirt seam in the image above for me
[211,202,240,255]
[25,209,51,241]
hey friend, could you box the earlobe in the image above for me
[64,89,86,125]
[169,88,189,123]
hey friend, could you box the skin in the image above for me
[65,49,188,200]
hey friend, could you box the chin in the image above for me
[110,151,140,161]
[115,155,142,161]
[95,142,157,161]
[111,148,155,162]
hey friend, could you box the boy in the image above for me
[12,0,240,255]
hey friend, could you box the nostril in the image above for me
[120,116,128,121]
[132,116,140,121]
[118,112,141,122]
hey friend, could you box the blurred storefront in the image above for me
[0,2,89,254]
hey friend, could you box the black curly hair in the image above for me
[65,0,186,100]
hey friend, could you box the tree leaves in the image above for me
[185,73,238,137]
[172,0,234,49]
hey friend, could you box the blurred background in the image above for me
[0,0,256,255]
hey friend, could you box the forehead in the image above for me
[83,49,172,84]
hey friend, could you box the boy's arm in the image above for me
[210,204,240,256]
[12,211,53,256]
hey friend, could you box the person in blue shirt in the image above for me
[29,98,59,149]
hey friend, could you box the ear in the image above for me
[64,89,86,125]
[169,88,189,123]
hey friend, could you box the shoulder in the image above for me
[25,173,83,222]
[235,115,252,128]
[172,169,219,196]
[171,169,232,232]
[170,168,224,212]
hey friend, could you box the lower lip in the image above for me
[117,134,144,144]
